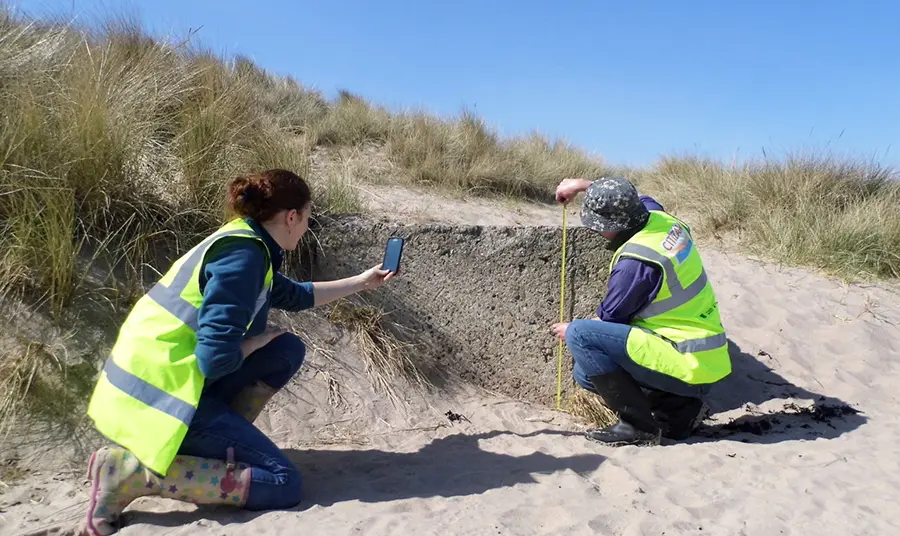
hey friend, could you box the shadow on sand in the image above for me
[285,429,604,507]
[688,339,867,445]
[122,429,605,530]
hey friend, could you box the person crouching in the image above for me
[551,176,731,445]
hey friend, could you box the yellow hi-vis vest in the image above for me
[86,218,274,476]
[613,210,731,385]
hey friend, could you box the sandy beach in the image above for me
[3,244,899,536]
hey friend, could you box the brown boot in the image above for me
[230,380,278,422]
[82,447,251,535]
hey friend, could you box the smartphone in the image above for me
[381,237,404,274]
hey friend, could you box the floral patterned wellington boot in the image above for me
[82,446,251,535]
[230,380,278,422]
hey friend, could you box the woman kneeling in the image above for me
[80,169,394,534]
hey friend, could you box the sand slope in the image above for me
[3,239,900,536]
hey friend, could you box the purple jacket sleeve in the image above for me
[639,195,664,212]
[597,260,663,323]
[596,195,665,324]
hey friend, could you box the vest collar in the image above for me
[243,217,284,272]
[608,210,670,252]
[606,224,642,251]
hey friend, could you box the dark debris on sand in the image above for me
[445,410,471,424]
[698,399,861,438]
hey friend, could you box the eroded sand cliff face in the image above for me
[302,216,611,404]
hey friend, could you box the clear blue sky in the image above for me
[11,0,900,167]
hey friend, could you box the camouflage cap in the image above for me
[580,177,649,233]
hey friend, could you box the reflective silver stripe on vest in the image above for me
[146,229,261,330]
[251,283,269,319]
[636,327,728,355]
[674,332,727,353]
[617,243,709,320]
[103,357,196,425]
[638,270,708,318]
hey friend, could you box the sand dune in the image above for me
[3,244,899,536]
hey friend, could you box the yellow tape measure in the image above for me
[556,206,568,409]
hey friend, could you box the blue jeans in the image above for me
[178,332,306,510]
[565,319,709,399]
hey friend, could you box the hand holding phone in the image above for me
[381,237,404,274]
[356,237,404,291]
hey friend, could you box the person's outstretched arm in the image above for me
[271,265,394,311]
